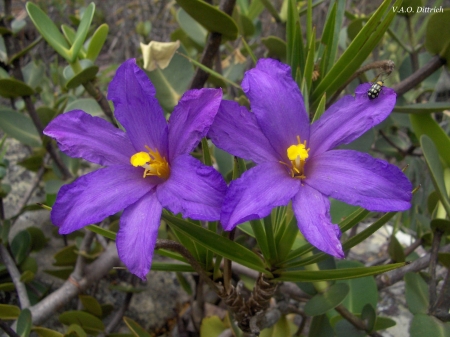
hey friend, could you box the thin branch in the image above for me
[0,244,30,308]
[0,320,20,337]
[104,288,134,333]
[392,55,446,96]
[189,0,236,89]
[431,269,450,320]
[335,304,383,337]
[429,230,443,309]
[82,81,117,126]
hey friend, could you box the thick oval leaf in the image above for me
[176,8,207,46]
[262,36,287,61]
[421,135,450,216]
[44,267,74,280]
[22,60,45,90]
[0,107,42,147]
[425,9,450,67]
[388,234,406,262]
[65,65,99,89]
[0,304,20,320]
[200,316,227,337]
[53,244,78,266]
[304,283,349,316]
[405,272,429,314]
[361,303,376,332]
[0,78,34,98]
[64,98,103,117]
[438,252,450,269]
[20,270,35,283]
[17,308,32,337]
[431,219,450,234]
[26,2,71,61]
[79,295,102,317]
[32,327,64,337]
[176,0,238,40]
[411,114,450,167]
[275,262,406,282]
[59,311,104,333]
[11,230,32,265]
[409,314,450,337]
[86,24,109,62]
[162,212,268,274]
[66,324,87,337]
[123,317,152,337]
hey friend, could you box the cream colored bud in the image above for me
[140,40,181,71]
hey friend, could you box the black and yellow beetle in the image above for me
[367,79,384,99]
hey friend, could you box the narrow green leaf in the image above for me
[276,263,406,282]
[421,135,450,216]
[286,0,304,76]
[304,283,349,316]
[176,0,238,40]
[151,262,194,272]
[259,0,282,22]
[394,102,450,114]
[69,3,95,62]
[304,27,316,92]
[8,36,43,64]
[0,304,20,320]
[411,114,450,168]
[17,309,32,337]
[123,317,152,337]
[312,93,326,122]
[86,24,109,62]
[59,310,104,333]
[26,2,71,61]
[405,272,429,314]
[86,225,116,240]
[249,219,271,263]
[0,106,42,147]
[276,215,299,262]
[163,212,269,274]
[388,234,406,262]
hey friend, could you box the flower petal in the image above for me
[117,192,162,280]
[107,59,168,155]
[52,165,156,234]
[220,162,300,230]
[310,83,396,156]
[168,88,222,161]
[241,58,310,158]
[292,185,344,258]
[156,154,227,221]
[44,110,135,166]
[305,150,412,212]
[208,100,280,164]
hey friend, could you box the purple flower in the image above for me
[44,59,226,279]
[208,58,412,258]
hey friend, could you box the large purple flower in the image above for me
[208,58,412,258]
[44,59,226,279]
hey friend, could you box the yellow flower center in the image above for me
[282,135,309,179]
[130,146,170,179]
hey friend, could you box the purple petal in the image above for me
[208,100,280,164]
[305,150,412,212]
[168,88,222,161]
[156,154,227,221]
[220,162,300,230]
[292,185,344,258]
[108,59,168,156]
[309,83,396,156]
[44,110,135,166]
[241,58,310,159]
[52,165,156,234]
[117,192,162,280]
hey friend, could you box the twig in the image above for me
[189,0,236,89]
[0,244,30,309]
[0,320,19,337]
[335,304,383,337]
[156,239,221,293]
[431,270,450,321]
[377,243,450,289]
[104,287,134,333]
[82,81,117,126]
[429,229,443,308]
[392,55,446,96]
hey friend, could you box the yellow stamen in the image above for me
[130,147,170,179]
[284,135,310,179]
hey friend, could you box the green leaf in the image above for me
[304,283,349,316]
[438,252,450,269]
[361,303,376,332]
[65,65,99,89]
[22,60,45,90]
[32,327,64,337]
[409,314,450,337]
[425,9,450,67]
[176,8,207,46]
[261,36,287,61]
[86,24,109,62]
[151,262,194,272]
[44,267,74,279]
[17,308,32,337]
[79,295,102,317]
[373,316,396,331]
[11,230,32,265]
[411,114,450,168]
[275,262,406,282]
[431,219,450,234]
[286,0,304,77]
[394,102,450,114]
[59,311,104,333]
[200,316,227,337]
[405,272,429,314]
[176,0,238,41]
[19,270,35,283]
[66,324,87,337]
[53,244,78,266]
[64,98,103,117]
[0,78,34,98]
[0,283,15,291]
[27,227,48,251]
[0,304,20,320]
[68,3,95,62]
[0,107,42,147]
[162,212,268,274]
[421,135,450,216]
[388,234,406,262]
[123,317,152,337]
[86,225,116,240]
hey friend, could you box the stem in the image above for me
[429,230,443,308]
[304,262,328,293]
[335,305,383,337]
[82,81,117,126]
[406,16,419,72]
[0,320,20,337]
